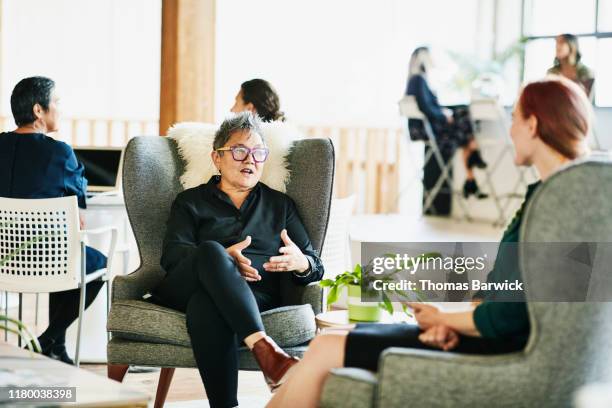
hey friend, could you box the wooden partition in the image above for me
[302,126,402,214]
[0,116,158,147]
[0,116,402,214]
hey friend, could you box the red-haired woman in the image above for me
[266,76,592,407]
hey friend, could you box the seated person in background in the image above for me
[267,76,592,408]
[547,33,594,99]
[230,78,286,122]
[406,46,488,199]
[0,76,106,364]
[150,112,324,408]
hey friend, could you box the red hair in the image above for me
[518,76,591,159]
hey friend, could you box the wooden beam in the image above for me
[159,0,215,135]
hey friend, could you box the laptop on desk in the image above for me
[73,146,124,197]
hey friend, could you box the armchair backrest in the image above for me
[121,136,334,298]
[519,158,612,400]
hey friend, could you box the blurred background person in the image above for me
[0,76,106,365]
[231,78,286,122]
[547,34,595,99]
[405,46,488,202]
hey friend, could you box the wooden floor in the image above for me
[2,294,271,406]
[82,364,270,405]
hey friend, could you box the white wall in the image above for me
[215,0,486,128]
[0,0,161,125]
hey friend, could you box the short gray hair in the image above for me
[213,111,264,150]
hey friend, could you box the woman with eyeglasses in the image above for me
[150,111,323,408]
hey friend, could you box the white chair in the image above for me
[0,196,117,366]
[470,98,537,225]
[399,96,471,218]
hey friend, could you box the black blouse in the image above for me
[160,176,324,294]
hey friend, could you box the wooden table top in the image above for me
[0,342,150,407]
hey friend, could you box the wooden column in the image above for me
[159,0,215,135]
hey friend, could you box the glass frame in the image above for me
[520,0,612,106]
[215,145,270,163]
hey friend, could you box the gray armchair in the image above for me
[320,158,612,408]
[106,136,334,407]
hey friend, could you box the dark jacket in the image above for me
[0,132,87,208]
[406,74,447,123]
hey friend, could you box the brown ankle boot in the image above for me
[251,336,299,392]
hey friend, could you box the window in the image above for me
[598,0,612,31]
[522,0,612,106]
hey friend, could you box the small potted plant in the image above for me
[320,253,438,321]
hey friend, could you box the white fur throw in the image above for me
[167,121,304,192]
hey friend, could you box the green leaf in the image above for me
[380,292,394,315]
[319,279,335,288]
[401,303,413,318]
[393,289,411,299]
[326,285,339,306]
[0,315,41,353]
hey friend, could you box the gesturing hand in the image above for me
[226,236,261,282]
[263,229,309,273]
[418,325,459,351]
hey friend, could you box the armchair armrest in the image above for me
[376,347,530,407]
[320,368,377,408]
[302,282,324,315]
[111,264,166,302]
[280,278,323,315]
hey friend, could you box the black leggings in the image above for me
[38,246,106,351]
[345,323,527,371]
[153,241,279,408]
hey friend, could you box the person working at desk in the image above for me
[0,76,106,364]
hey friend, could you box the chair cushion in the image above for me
[107,300,316,348]
[107,337,309,369]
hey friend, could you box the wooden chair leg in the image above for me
[154,367,175,408]
[107,364,130,383]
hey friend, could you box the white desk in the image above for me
[65,193,138,363]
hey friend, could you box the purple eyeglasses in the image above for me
[215,145,269,163]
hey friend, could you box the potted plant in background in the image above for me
[447,38,527,101]
[319,253,439,322]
